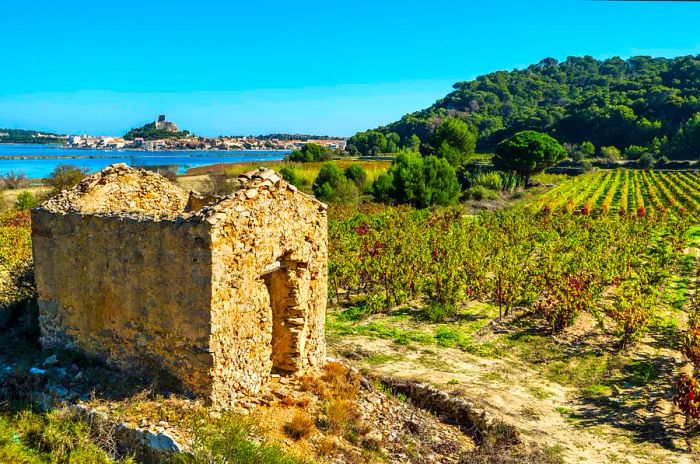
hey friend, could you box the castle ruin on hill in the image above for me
[155,114,180,132]
[31,164,327,409]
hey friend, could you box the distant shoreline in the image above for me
[0,152,290,160]
[0,144,290,178]
[0,146,291,161]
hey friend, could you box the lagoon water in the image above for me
[0,144,289,178]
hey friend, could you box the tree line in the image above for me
[349,55,700,161]
[0,129,65,144]
[299,118,565,207]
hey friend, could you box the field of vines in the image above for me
[534,169,700,217]
[329,205,689,346]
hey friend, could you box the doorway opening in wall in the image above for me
[262,258,298,375]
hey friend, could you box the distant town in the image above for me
[0,115,347,152]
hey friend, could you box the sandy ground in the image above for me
[330,318,695,464]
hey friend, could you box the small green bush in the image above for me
[287,143,332,163]
[344,163,368,190]
[332,178,360,204]
[372,152,460,207]
[465,185,499,201]
[178,415,306,464]
[279,167,302,188]
[312,163,344,199]
[0,409,135,463]
[44,164,87,195]
[312,163,360,204]
[638,152,656,168]
[469,171,503,190]
[423,302,458,323]
[14,192,36,210]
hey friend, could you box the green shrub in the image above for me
[372,152,460,207]
[279,167,302,188]
[371,172,394,202]
[462,169,523,194]
[287,143,332,163]
[312,163,360,204]
[0,409,134,463]
[44,165,87,195]
[472,171,503,191]
[14,192,36,210]
[344,163,368,190]
[423,303,458,323]
[638,152,656,168]
[465,185,499,201]
[312,163,344,199]
[178,415,306,464]
[332,178,360,204]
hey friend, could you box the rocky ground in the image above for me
[0,331,479,463]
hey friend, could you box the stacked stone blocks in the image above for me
[31,164,327,409]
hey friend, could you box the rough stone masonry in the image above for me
[31,164,327,409]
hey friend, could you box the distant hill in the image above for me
[124,115,189,140]
[371,55,700,158]
[0,128,65,144]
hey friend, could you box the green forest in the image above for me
[0,129,65,144]
[350,55,700,160]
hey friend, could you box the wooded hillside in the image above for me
[375,55,700,158]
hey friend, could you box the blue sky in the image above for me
[1,0,699,136]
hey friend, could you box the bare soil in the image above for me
[329,310,695,464]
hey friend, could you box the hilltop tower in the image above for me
[155,114,180,132]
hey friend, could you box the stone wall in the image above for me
[31,164,327,408]
[32,211,215,397]
[208,172,327,408]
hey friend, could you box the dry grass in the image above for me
[184,160,390,193]
[284,412,315,441]
[316,435,339,456]
[86,391,207,431]
[0,185,50,210]
[316,362,361,401]
[298,362,365,440]
[324,399,361,436]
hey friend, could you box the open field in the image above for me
[185,159,391,190]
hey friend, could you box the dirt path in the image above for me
[330,333,694,464]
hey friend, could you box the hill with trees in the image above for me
[351,55,700,160]
[123,122,189,140]
[0,129,65,144]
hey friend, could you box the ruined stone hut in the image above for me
[31,164,327,409]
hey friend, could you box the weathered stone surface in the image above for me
[32,164,327,409]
